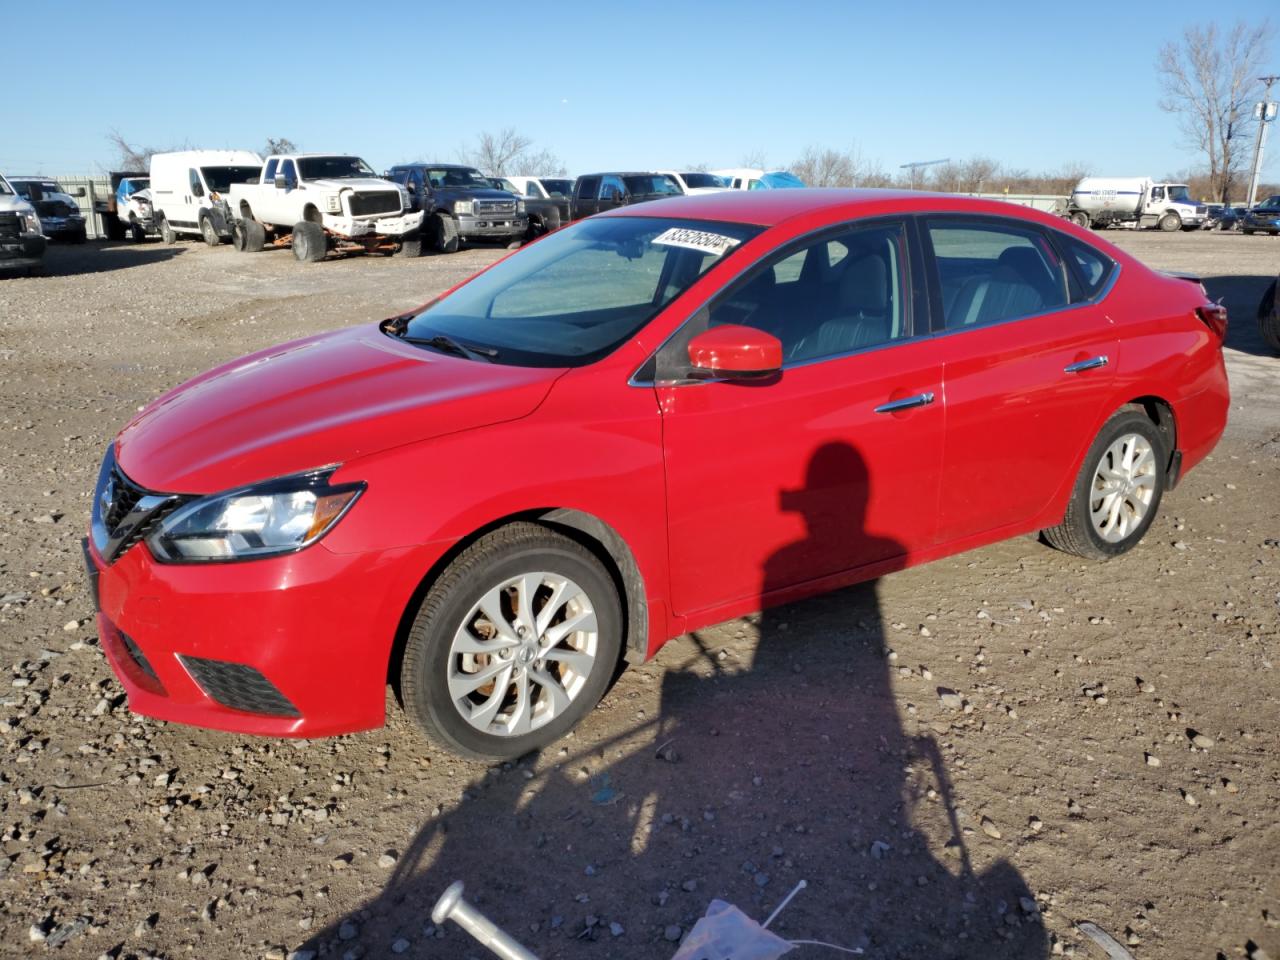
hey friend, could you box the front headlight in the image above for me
[325,193,342,213]
[21,210,42,235]
[147,470,363,563]
[516,199,526,214]
[454,200,474,215]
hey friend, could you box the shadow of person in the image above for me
[301,443,1047,959]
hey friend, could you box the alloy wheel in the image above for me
[1089,433,1157,542]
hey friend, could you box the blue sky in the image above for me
[5,0,1277,183]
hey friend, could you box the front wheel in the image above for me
[200,216,221,247]
[158,217,175,244]
[430,213,460,254]
[291,220,327,262]
[1069,211,1089,228]
[394,233,422,258]
[1158,213,1180,232]
[400,522,623,760]
[232,219,266,253]
[132,221,148,244]
[1043,410,1166,560]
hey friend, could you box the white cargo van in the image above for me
[150,150,263,246]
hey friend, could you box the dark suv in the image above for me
[1242,196,1280,236]
[385,164,528,253]
[568,172,682,221]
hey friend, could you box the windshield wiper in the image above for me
[381,315,498,362]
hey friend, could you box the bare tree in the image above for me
[1156,20,1274,202]
[263,137,299,156]
[519,147,568,178]
[459,129,567,177]
[738,148,769,170]
[792,146,855,186]
[107,131,163,171]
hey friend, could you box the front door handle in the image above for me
[1064,355,1109,373]
[874,391,936,414]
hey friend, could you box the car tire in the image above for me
[200,216,221,247]
[1043,409,1167,561]
[1259,278,1280,354]
[105,215,126,242]
[1069,211,1089,228]
[430,213,459,254]
[233,219,266,253]
[291,220,327,263]
[1243,228,1255,236]
[132,221,148,243]
[1158,213,1181,232]
[70,227,87,244]
[158,218,175,245]
[394,233,422,258]
[400,522,623,761]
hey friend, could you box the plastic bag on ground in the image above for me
[671,899,795,960]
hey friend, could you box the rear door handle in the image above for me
[874,391,935,414]
[1064,355,1109,373]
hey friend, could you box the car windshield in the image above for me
[623,175,682,196]
[542,178,573,197]
[1167,185,1192,204]
[401,216,762,366]
[1256,195,1280,210]
[680,173,727,189]
[494,178,518,192]
[200,165,262,193]
[421,167,491,189]
[759,171,806,189]
[297,156,376,180]
[118,179,148,199]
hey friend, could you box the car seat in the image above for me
[787,252,892,361]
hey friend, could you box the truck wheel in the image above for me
[291,220,328,263]
[394,234,422,258]
[1243,228,1255,236]
[158,218,176,244]
[431,213,459,254]
[233,219,266,253]
[105,215,126,242]
[1259,278,1280,354]
[70,226,87,244]
[200,216,222,247]
[1158,213,1181,232]
[1069,211,1089,228]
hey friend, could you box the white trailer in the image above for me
[1066,177,1207,232]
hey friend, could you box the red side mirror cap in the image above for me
[687,324,783,379]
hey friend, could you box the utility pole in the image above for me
[899,158,949,191]
[1246,75,1279,208]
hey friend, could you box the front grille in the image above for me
[0,213,20,238]
[121,631,160,685]
[95,459,190,563]
[1195,205,1207,215]
[35,200,76,218]
[180,657,301,717]
[476,199,517,216]
[347,192,400,217]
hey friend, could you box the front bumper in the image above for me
[84,534,431,737]
[0,234,47,267]
[321,210,424,239]
[455,213,528,238]
[39,216,86,237]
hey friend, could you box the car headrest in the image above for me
[839,253,888,312]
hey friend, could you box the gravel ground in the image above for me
[0,230,1276,960]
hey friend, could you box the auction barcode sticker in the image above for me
[652,227,742,257]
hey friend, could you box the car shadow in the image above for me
[1201,275,1276,357]
[301,443,1047,959]
[33,242,186,277]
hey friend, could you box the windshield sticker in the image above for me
[652,227,742,257]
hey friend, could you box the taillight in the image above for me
[1196,303,1228,342]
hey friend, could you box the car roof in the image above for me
[392,162,476,169]
[599,188,1082,230]
[580,172,668,178]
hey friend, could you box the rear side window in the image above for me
[1057,234,1115,301]
[927,220,1070,329]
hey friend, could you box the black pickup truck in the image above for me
[568,172,682,221]
[385,163,528,253]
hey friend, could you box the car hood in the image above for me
[0,196,35,214]
[116,324,564,494]
[434,187,518,202]
[309,177,400,192]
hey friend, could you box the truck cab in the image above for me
[385,163,528,253]
[569,172,682,221]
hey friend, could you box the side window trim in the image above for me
[645,216,924,385]
[1042,228,1119,304]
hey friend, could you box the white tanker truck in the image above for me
[1066,177,1207,232]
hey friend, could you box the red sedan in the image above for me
[84,190,1229,759]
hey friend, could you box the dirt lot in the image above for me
[0,229,1276,960]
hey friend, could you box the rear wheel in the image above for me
[291,220,327,262]
[394,233,422,258]
[200,216,221,247]
[232,219,266,253]
[1069,211,1089,228]
[132,220,148,243]
[1043,410,1166,560]
[1158,212,1181,232]
[400,522,622,760]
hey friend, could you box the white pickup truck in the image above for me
[226,154,424,261]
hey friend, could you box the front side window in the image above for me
[680,173,728,189]
[525,182,542,198]
[927,220,1069,329]
[699,221,910,365]
[280,160,298,186]
[1151,186,1165,201]
[263,158,279,182]
[401,217,761,367]
[0,176,14,196]
[599,175,625,200]
[576,176,600,199]
[623,174,681,197]
[189,168,202,194]
[542,179,573,197]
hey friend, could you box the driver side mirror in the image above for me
[687,324,782,380]
[273,174,287,190]
[72,187,86,197]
